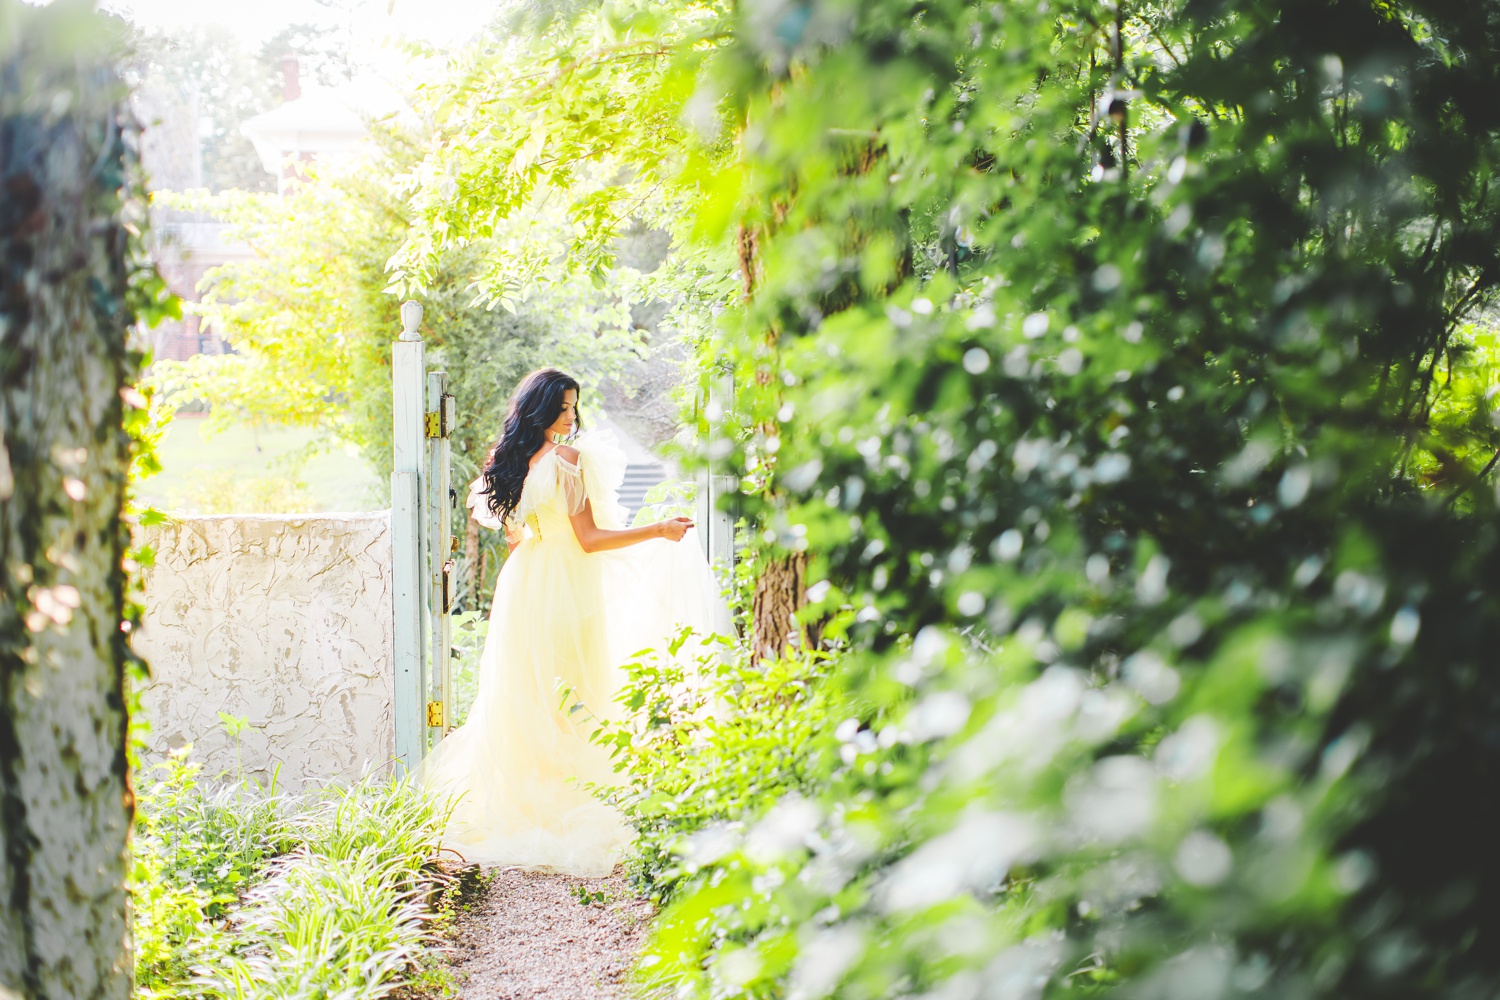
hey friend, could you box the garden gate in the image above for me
[392,301,456,771]
[390,305,738,771]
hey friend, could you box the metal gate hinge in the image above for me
[426,700,444,727]
[424,412,441,438]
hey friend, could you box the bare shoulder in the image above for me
[555,444,581,465]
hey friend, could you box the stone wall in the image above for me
[133,513,394,791]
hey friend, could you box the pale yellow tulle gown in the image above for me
[420,430,731,875]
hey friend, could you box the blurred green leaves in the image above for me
[665,0,1500,996]
[403,0,1500,997]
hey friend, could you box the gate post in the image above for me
[391,301,427,771]
[699,370,737,572]
[425,371,457,739]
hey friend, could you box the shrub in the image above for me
[591,628,847,902]
[368,0,1500,995]
[167,468,316,515]
[591,2,1500,998]
[131,750,451,1000]
[196,848,430,1000]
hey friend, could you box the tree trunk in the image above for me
[735,221,809,660]
[0,8,140,998]
[736,137,894,660]
[751,551,807,661]
[735,216,815,660]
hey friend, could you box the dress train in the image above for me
[419,430,731,875]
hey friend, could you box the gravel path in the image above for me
[446,868,654,999]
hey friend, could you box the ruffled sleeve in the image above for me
[574,430,629,530]
[466,477,504,530]
[511,448,591,526]
[553,454,589,516]
[470,434,630,532]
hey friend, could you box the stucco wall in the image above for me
[133,513,394,791]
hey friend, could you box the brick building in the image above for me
[142,58,377,364]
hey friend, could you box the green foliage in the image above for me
[631,478,698,525]
[131,863,220,994]
[168,468,317,516]
[198,849,431,1000]
[153,114,649,592]
[446,608,489,727]
[641,1,1500,997]
[388,0,733,310]
[123,378,174,767]
[131,750,451,999]
[571,883,609,907]
[150,161,409,453]
[132,751,294,991]
[129,22,351,194]
[153,125,647,469]
[387,1,742,367]
[124,382,172,489]
[1405,317,1500,504]
[412,1,1500,998]
[117,25,183,773]
[590,628,843,902]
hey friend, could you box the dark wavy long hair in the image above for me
[479,367,582,525]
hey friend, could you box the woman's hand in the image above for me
[654,517,694,542]
[570,503,692,553]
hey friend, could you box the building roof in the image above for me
[240,80,400,177]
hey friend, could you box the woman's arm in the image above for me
[554,443,692,552]
[569,501,692,552]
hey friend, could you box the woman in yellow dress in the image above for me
[420,367,731,875]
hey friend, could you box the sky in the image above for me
[99,0,504,52]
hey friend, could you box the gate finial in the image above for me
[399,300,424,342]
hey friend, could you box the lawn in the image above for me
[138,415,384,515]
